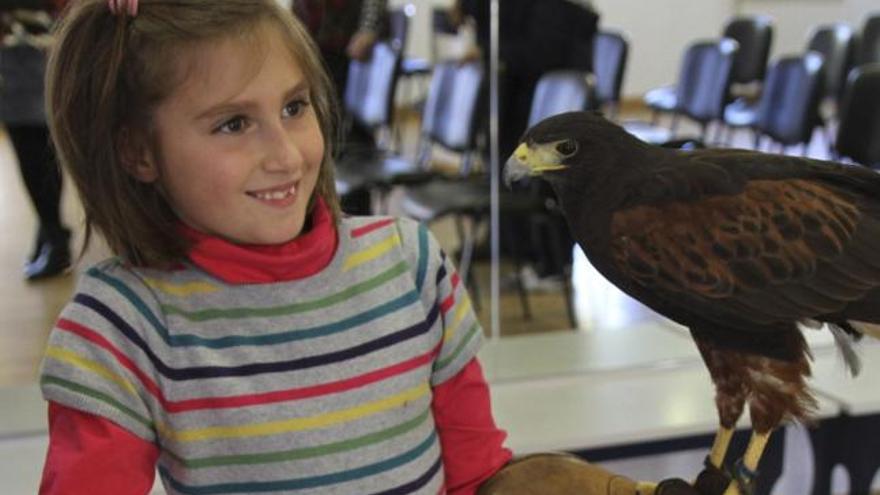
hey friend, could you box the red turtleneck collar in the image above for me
[179,197,338,284]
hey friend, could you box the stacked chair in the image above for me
[749,53,825,154]
[644,15,772,130]
[722,51,825,154]
[591,30,629,119]
[334,40,407,213]
[834,63,880,167]
[335,49,483,214]
[724,15,775,94]
[807,23,858,109]
[628,38,739,144]
[856,13,880,65]
[341,40,401,154]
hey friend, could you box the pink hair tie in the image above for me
[108,0,139,17]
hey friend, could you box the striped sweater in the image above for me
[40,216,485,494]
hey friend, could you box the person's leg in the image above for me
[499,72,544,267]
[7,124,70,279]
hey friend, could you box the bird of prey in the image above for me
[505,111,880,495]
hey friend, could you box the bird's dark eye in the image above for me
[556,139,578,157]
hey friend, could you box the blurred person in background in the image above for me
[457,0,599,286]
[1,0,71,280]
[293,0,387,147]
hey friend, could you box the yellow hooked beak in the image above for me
[504,142,568,186]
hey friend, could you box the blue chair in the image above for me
[591,30,629,119]
[752,53,825,153]
[342,40,402,153]
[335,60,484,213]
[807,23,858,104]
[646,16,771,125]
[725,15,774,89]
[856,13,880,65]
[835,63,880,167]
[634,38,739,143]
[724,52,825,153]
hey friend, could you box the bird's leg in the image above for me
[635,481,657,494]
[740,430,770,476]
[691,342,747,495]
[707,427,734,469]
[719,430,771,495]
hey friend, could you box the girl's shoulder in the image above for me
[72,257,201,307]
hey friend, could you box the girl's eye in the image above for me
[283,98,310,118]
[215,116,248,134]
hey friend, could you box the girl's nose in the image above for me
[261,122,304,173]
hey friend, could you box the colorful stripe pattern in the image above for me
[40,217,483,494]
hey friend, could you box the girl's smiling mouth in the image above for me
[246,181,298,204]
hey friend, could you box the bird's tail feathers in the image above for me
[830,323,862,377]
[849,320,880,340]
[799,318,823,330]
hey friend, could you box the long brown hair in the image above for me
[46,0,341,267]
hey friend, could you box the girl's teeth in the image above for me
[253,185,295,200]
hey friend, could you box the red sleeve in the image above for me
[40,402,160,495]
[432,358,513,495]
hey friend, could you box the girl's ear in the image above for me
[118,127,160,183]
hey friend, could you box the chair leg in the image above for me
[723,124,734,147]
[562,264,577,329]
[545,215,576,328]
[511,254,532,321]
[714,122,726,146]
[454,214,474,288]
[670,112,681,135]
[823,124,835,157]
[609,103,620,122]
[369,187,384,215]
[454,214,481,313]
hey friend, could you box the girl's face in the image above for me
[136,25,324,245]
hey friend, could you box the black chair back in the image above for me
[754,52,825,146]
[856,13,880,65]
[836,63,880,167]
[420,60,484,153]
[528,71,593,127]
[676,38,739,124]
[591,30,628,116]
[433,7,459,35]
[388,8,410,53]
[807,23,858,101]
[343,41,401,132]
[723,15,774,85]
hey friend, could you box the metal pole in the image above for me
[489,0,501,340]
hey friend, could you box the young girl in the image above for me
[38,0,511,493]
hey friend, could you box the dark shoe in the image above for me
[655,478,701,494]
[26,230,47,265]
[694,457,736,495]
[25,238,71,281]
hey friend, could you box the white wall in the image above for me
[592,0,734,96]
[737,0,876,59]
[393,0,878,97]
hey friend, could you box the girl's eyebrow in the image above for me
[193,80,310,122]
